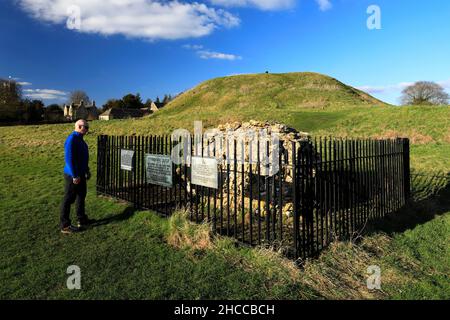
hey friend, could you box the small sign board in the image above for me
[191,156,218,189]
[145,154,173,188]
[120,149,135,171]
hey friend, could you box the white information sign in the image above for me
[120,149,135,171]
[191,156,218,189]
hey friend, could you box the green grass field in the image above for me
[0,73,449,299]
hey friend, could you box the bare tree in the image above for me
[69,90,90,105]
[401,81,449,105]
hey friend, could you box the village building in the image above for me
[99,108,145,121]
[99,101,164,121]
[140,107,152,117]
[150,101,165,112]
[63,100,99,121]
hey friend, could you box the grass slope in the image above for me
[169,72,387,112]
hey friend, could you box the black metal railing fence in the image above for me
[96,134,410,260]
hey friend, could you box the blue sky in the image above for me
[1,0,449,106]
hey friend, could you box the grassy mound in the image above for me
[168,72,387,112]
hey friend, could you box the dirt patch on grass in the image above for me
[374,129,434,144]
[239,85,252,95]
[200,91,218,102]
[297,98,328,109]
[444,128,450,143]
[6,137,58,148]
[301,84,341,91]
[373,130,403,140]
[409,131,434,144]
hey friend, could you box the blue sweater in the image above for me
[63,131,89,178]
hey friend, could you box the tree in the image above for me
[0,78,23,121]
[144,98,153,109]
[22,99,44,122]
[46,104,63,112]
[102,99,124,112]
[44,104,64,122]
[155,96,161,104]
[122,93,143,109]
[69,90,90,105]
[162,94,173,105]
[401,81,449,105]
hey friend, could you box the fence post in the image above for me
[292,141,299,259]
[403,138,411,200]
[96,135,101,196]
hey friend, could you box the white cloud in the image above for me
[209,0,295,10]
[184,44,242,60]
[198,50,242,60]
[357,79,450,95]
[18,81,33,86]
[23,88,68,100]
[357,82,414,94]
[182,44,204,50]
[17,0,240,40]
[316,0,332,11]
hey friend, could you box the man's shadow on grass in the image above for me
[366,171,450,236]
[90,206,137,227]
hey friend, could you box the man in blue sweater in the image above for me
[60,119,94,234]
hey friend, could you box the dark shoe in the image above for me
[61,225,80,234]
[77,218,96,228]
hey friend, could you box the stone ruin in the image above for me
[181,120,313,218]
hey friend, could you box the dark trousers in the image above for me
[60,174,88,228]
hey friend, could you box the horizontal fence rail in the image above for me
[97,134,410,260]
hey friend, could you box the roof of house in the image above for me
[66,100,97,109]
[154,102,165,109]
[100,108,143,118]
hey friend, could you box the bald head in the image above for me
[75,120,89,135]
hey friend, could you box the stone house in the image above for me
[140,107,152,117]
[99,108,145,121]
[64,100,99,121]
[139,102,164,116]
[150,101,164,112]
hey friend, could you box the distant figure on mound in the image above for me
[60,119,95,234]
